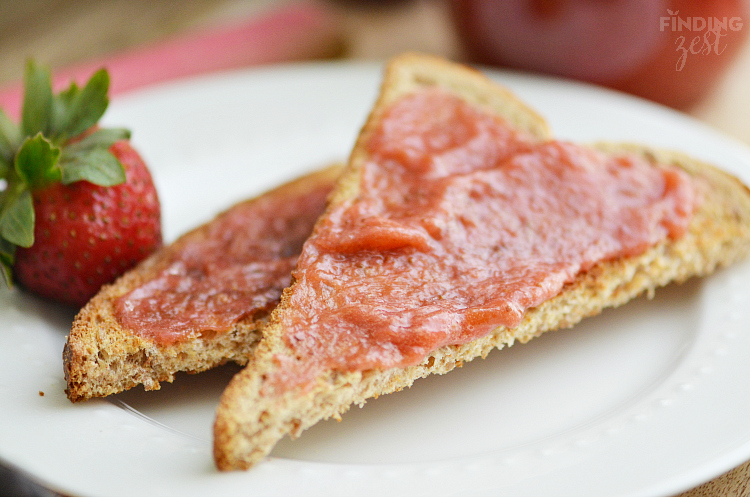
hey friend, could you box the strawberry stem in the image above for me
[0,59,131,288]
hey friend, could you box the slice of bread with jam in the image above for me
[64,165,341,402]
[213,53,750,471]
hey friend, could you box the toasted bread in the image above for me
[64,165,341,402]
[212,53,750,471]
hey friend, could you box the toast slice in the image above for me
[64,165,341,402]
[213,53,750,470]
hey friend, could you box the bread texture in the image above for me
[64,165,341,402]
[212,53,750,471]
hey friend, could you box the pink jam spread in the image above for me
[113,175,334,345]
[274,88,694,387]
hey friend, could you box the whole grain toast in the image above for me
[64,165,341,402]
[213,53,750,470]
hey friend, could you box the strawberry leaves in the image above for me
[16,133,62,189]
[51,69,110,142]
[0,110,21,169]
[1,134,62,250]
[0,187,34,248]
[20,60,111,142]
[60,128,129,186]
[0,238,14,286]
[21,61,53,138]
[0,60,130,287]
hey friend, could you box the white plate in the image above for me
[2,61,750,497]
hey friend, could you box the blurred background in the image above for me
[1,0,750,495]
[1,0,750,142]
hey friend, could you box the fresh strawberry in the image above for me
[0,60,162,307]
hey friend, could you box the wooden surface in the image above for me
[0,1,749,496]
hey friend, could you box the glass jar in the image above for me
[450,0,749,108]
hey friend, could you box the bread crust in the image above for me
[63,165,342,402]
[212,53,750,471]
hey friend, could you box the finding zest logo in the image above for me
[659,9,744,70]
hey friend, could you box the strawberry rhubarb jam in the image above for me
[277,88,694,384]
[113,174,334,345]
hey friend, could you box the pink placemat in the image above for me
[0,1,342,119]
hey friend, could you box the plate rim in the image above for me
[1,59,750,497]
